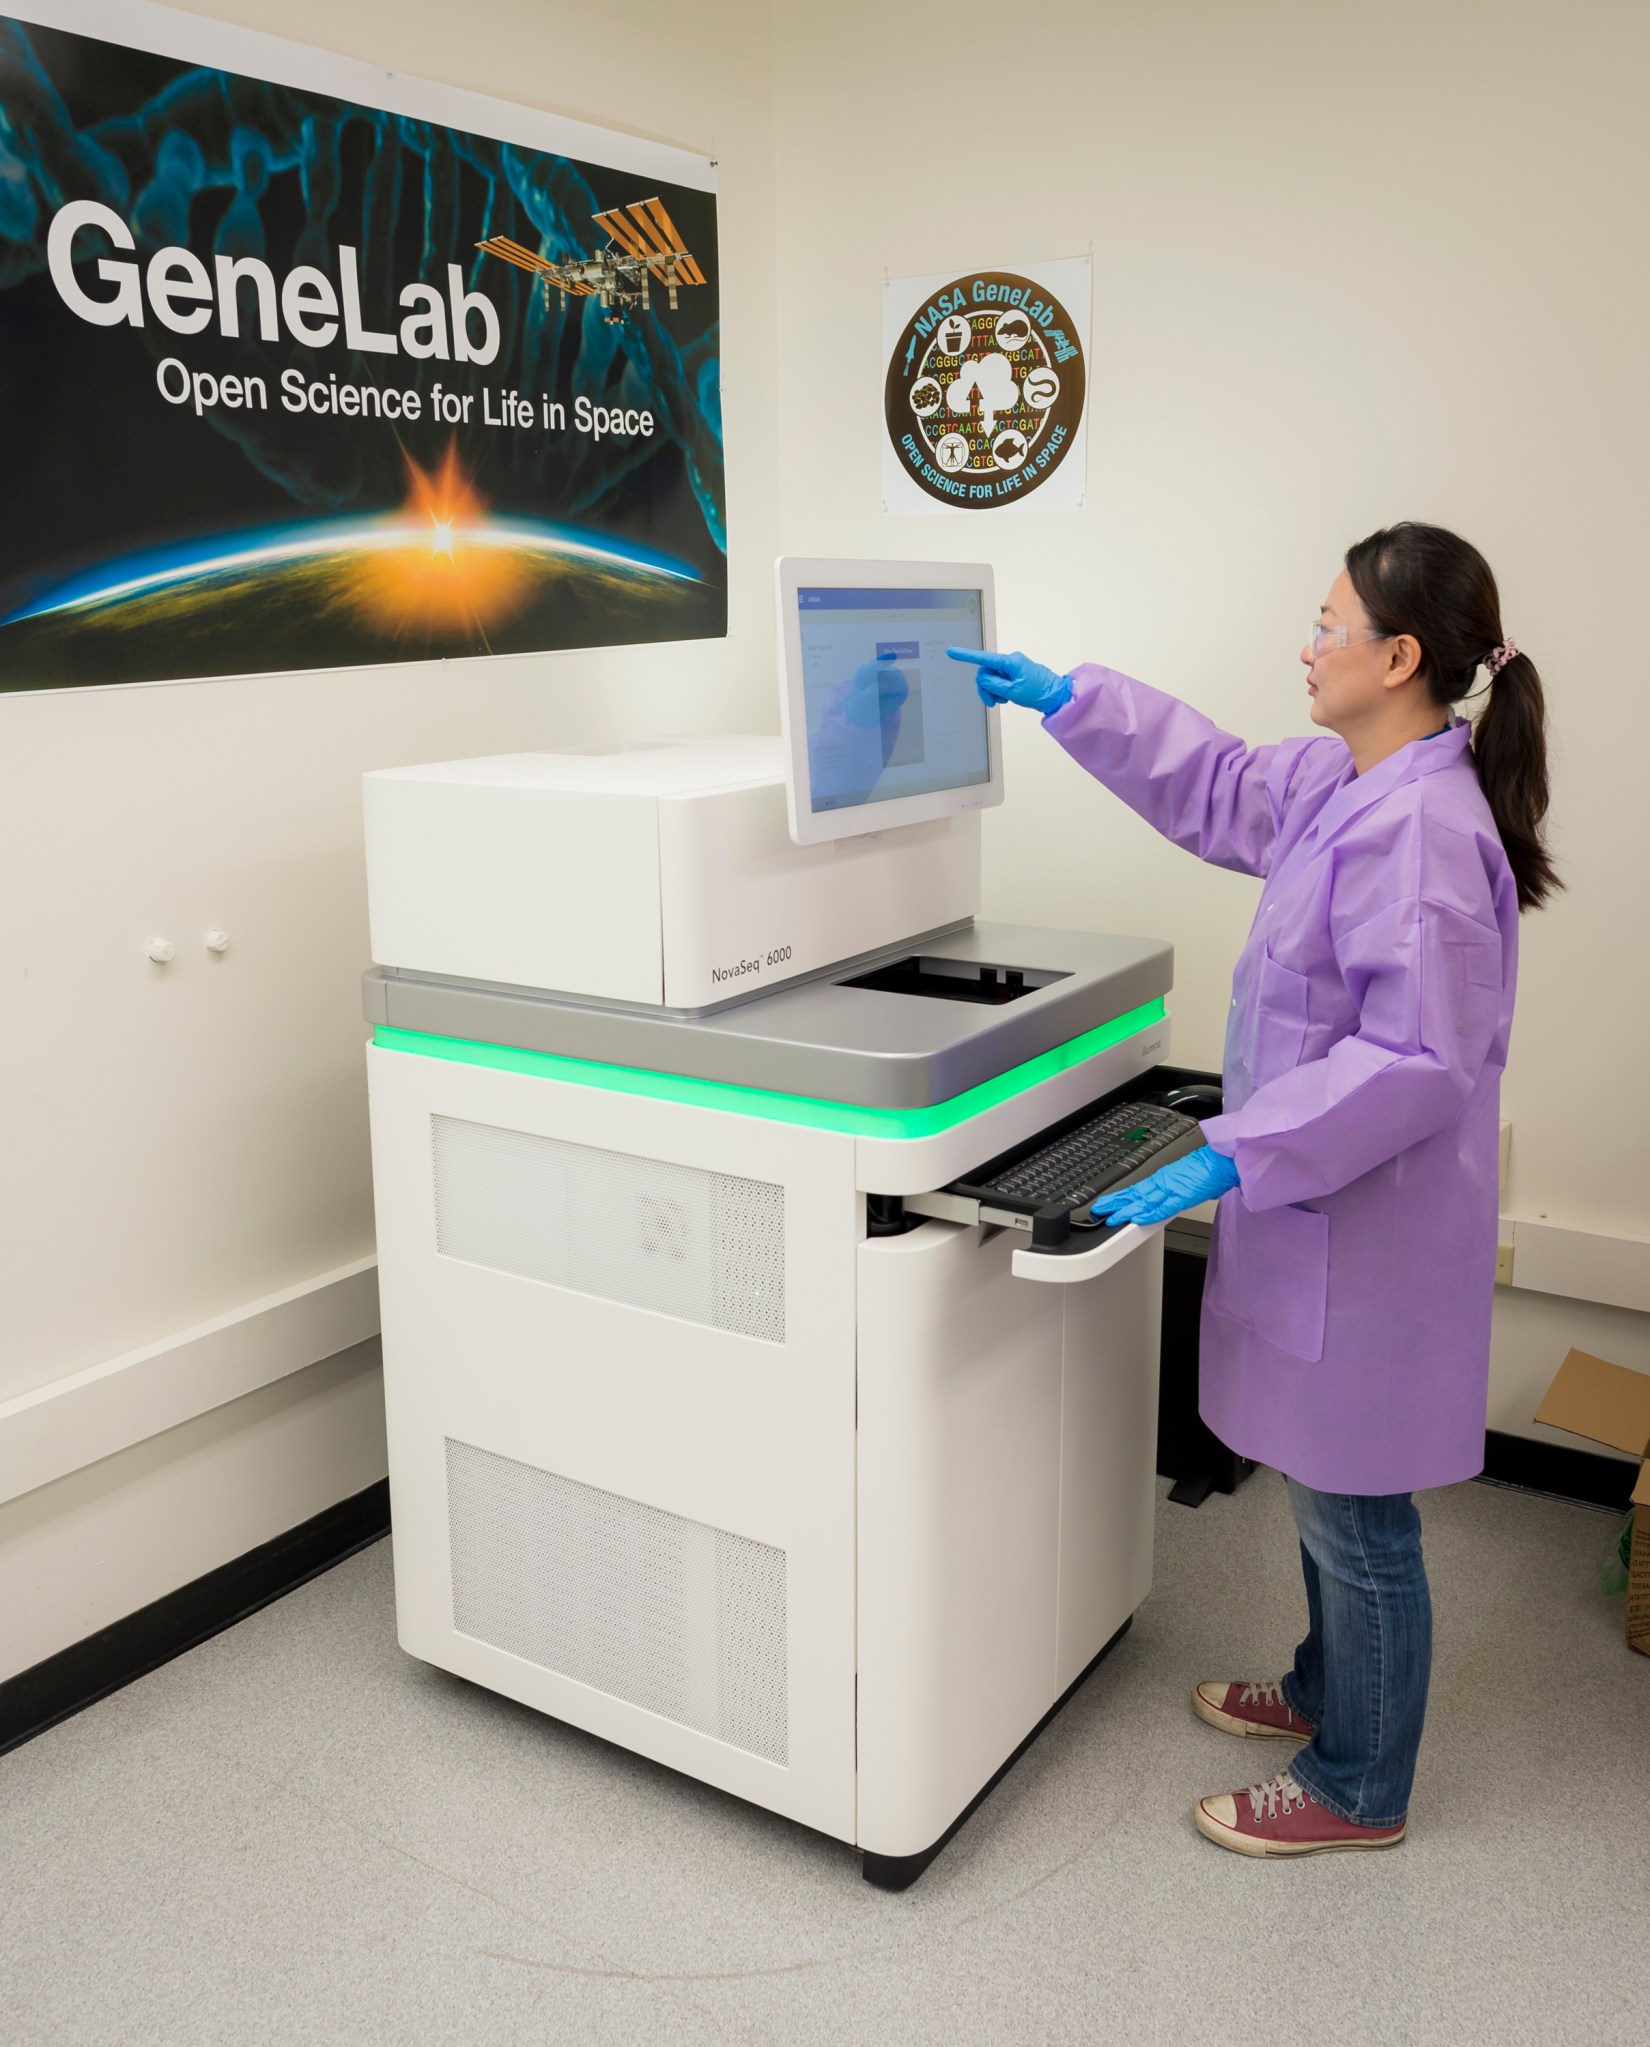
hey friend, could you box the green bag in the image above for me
[1599,1507,1635,1598]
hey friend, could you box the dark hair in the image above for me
[1345,521,1560,912]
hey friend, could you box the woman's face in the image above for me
[1301,569,1407,732]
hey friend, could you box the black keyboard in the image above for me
[992,1102,1195,1203]
[947,1100,1206,1247]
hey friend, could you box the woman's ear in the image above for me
[1383,633,1424,691]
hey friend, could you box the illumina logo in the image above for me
[884,272,1086,509]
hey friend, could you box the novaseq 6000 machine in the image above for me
[362,559,1200,1887]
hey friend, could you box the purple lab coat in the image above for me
[1044,668,1518,1495]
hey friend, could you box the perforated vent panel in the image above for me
[431,1115,784,1342]
[445,1439,788,1765]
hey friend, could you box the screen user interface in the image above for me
[796,587,988,815]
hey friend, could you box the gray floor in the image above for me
[3,1475,1646,2047]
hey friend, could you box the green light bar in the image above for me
[373,998,1166,1142]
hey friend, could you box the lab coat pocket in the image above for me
[1206,1197,1330,1363]
[1252,952,1310,1084]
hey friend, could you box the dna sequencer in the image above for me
[362,559,1182,1888]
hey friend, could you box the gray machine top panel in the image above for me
[365,923,1172,1111]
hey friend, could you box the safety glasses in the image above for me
[1308,622,1392,659]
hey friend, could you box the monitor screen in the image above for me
[795,586,989,816]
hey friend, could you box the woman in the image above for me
[951,522,1557,1858]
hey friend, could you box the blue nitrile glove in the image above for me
[1089,1146,1241,1228]
[946,646,1073,716]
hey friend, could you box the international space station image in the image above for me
[477,197,707,322]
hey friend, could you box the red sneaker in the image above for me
[1191,1679,1314,1742]
[1194,1771,1407,1858]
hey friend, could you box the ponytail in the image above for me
[1345,522,1561,913]
[1471,651,1560,912]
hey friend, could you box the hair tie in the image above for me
[1485,638,1520,676]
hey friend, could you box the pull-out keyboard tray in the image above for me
[909,1097,1207,1248]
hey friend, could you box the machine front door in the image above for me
[368,1043,860,1841]
[856,1216,1161,1857]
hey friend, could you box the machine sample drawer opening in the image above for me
[431,1113,786,1341]
[839,955,1069,1005]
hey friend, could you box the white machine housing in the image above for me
[367,1032,1163,1865]
[363,737,979,1012]
[363,732,1175,1883]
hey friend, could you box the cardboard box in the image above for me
[1534,1348,1650,1657]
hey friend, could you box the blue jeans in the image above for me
[1279,1478,1432,1829]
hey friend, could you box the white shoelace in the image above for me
[1246,1772,1308,1823]
[1238,1680,1286,1709]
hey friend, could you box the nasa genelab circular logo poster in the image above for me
[883,258,1090,514]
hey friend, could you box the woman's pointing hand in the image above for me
[946,647,1073,715]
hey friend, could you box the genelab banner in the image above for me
[0,0,724,692]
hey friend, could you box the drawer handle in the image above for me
[1011,1220,1161,1285]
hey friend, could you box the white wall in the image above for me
[770,0,1650,1442]
[0,1343,388,1679]
[0,0,780,1681]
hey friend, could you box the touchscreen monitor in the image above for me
[776,560,1001,845]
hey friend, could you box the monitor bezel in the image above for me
[774,556,1003,847]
